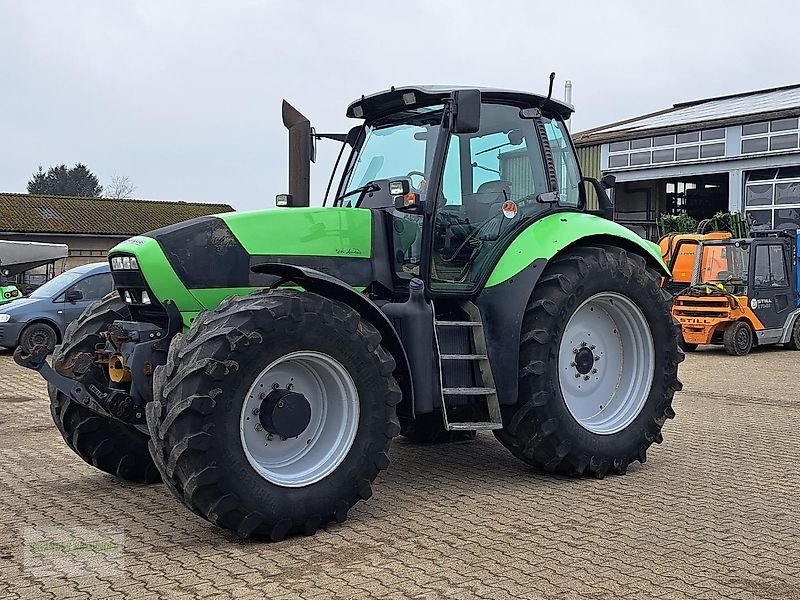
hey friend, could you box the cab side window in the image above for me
[542,116,582,207]
[754,244,788,288]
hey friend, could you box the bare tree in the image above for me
[105,175,136,199]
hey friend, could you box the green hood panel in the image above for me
[218,207,373,258]
[110,236,203,312]
[485,212,667,287]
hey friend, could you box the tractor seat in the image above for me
[465,180,512,224]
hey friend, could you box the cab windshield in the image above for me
[695,242,750,286]
[337,106,443,206]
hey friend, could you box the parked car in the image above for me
[0,262,113,353]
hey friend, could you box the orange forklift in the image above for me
[672,229,800,355]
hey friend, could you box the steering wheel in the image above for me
[407,170,426,190]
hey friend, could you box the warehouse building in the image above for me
[574,84,800,240]
[0,193,233,274]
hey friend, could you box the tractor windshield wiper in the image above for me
[334,182,380,206]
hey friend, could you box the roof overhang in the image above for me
[346,85,574,123]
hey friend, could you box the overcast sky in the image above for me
[1,1,797,211]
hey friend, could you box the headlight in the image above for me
[0,314,11,323]
[111,255,139,270]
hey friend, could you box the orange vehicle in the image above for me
[658,231,731,295]
[672,231,800,355]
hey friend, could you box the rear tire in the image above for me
[785,319,800,350]
[49,294,160,484]
[147,289,400,540]
[723,321,753,356]
[494,246,683,477]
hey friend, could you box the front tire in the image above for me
[147,290,401,540]
[494,246,683,477]
[49,294,160,484]
[20,322,58,354]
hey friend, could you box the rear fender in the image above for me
[251,263,413,417]
[479,213,670,407]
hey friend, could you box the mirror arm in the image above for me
[583,176,614,220]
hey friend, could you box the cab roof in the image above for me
[346,85,574,122]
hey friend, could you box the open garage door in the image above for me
[613,173,728,240]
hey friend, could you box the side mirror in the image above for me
[66,289,83,302]
[601,174,616,189]
[450,89,481,134]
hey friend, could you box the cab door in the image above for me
[749,240,792,329]
[427,104,553,295]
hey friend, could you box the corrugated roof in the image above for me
[574,83,800,146]
[0,193,234,236]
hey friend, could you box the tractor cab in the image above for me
[289,86,613,295]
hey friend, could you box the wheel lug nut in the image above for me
[267,434,273,441]
[591,368,597,374]
[594,356,600,361]
[255,424,263,432]
[570,361,576,367]
[583,375,590,381]
[287,383,294,391]
[590,345,596,350]
[258,392,266,400]
[580,341,587,347]
[574,373,581,378]
[271,382,279,390]
[252,407,260,415]
[573,348,579,354]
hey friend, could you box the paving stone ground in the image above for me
[0,345,798,599]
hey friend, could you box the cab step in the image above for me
[434,302,502,432]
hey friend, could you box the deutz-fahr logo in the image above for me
[750,297,772,310]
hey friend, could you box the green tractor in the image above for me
[16,84,682,540]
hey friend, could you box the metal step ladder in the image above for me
[434,302,502,431]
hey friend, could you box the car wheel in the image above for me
[19,322,58,354]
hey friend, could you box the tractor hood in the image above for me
[110,207,375,314]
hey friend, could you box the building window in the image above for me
[701,128,725,141]
[606,127,727,169]
[745,168,800,229]
[741,118,800,154]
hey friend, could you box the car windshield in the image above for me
[29,269,85,298]
[696,243,750,285]
[337,106,444,206]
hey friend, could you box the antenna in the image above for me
[546,72,556,100]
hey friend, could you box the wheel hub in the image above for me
[574,346,595,374]
[259,389,312,439]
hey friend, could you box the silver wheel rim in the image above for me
[239,351,359,487]
[558,292,655,435]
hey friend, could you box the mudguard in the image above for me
[478,212,669,407]
[251,262,414,416]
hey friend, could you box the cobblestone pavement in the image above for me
[0,346,799,599]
